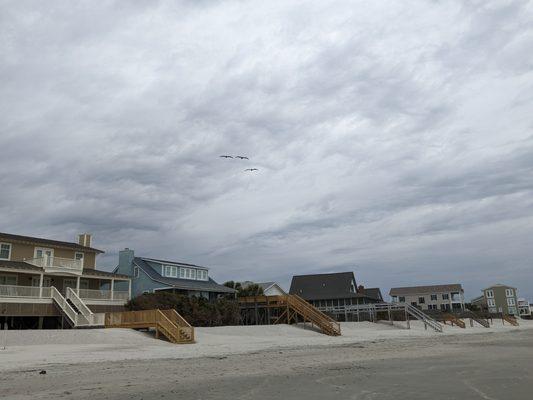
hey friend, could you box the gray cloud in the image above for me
[1,0,533,301]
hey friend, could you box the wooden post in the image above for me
[128,279,132,300]
[111,278,115,300]
[39,273,44,298]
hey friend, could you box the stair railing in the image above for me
[50,286,89,326]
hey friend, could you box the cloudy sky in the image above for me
[1,0,533,300]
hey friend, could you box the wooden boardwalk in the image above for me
[105,309,195,344]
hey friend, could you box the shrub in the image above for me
[126,292,241,327]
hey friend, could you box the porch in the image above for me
[0,266,131,306]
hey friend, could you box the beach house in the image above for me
[476,284,520,316]
[0,232,131,329]
[389,284,465,312]
[114,248,235,300]
[289,272,382,321]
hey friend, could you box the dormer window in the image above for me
[0,243,11,260]
[163,265,178,278]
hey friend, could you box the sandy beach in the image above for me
[1,319,532,372]
[2,320,533,399]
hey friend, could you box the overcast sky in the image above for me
[1,0,533,301]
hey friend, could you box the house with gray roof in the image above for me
[289,272,382,321]
[389,284,465,312]
[114,248,235,301]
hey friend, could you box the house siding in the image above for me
[5,241,97,268]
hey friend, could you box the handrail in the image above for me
[66,287,94,317]
[503,315,519,326]
[464,310,490,328]
[285,295,341,335]
[50,286,89,326]
[405,304,442,332]
[160,309,192,328]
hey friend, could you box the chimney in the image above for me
[358,285,365,294]
[78,233,92,248]
[118,248,135,273]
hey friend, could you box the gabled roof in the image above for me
[482,283,517,291]
[363,287,383,301]
[133,257,235,294]
[289,272,361,300]
[0,232,104,254]
[389,284,463,296]
[256,282,286,294]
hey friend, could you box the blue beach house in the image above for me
[114,248,236,301]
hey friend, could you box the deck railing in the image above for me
[0,285,128,302]
[26,256,83,274]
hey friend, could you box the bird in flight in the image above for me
[219,155,233,158]
[235,156,249,160]
[244,168,259,172]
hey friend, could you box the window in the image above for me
[75,252,84,267]
[198,270,208,281]
[428,304,437,310]
[392,296,398,302]
[505,289,514,297]
[442,293,449,300]
[0,243,12,260]
[489,307,497,313]
[164,265,178,278]
[488,299,495,307]
[133,266,139,278]
[441,303,451,311]
[430,294,437,301]
[508,306,517,315]
[190,269,196,279]
[399,296,405,303]
[0,275,17,285]
[350,279,356,293]
[418,297,426,304]
[34,248,54,266]
[180,268,185,278]
[411,302,417,307]
[507,298,516,306]
[486,290,494,298]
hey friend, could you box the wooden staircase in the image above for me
[442,313,466,328]
[503,315,519,326]
[105,309,195,344]
[464,310,490,328]
[276,295,341,336]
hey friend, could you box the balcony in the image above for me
[26,256,83,275]
[0,284,129,303]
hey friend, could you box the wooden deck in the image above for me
[105,309,195,344]
[239,294,341,336]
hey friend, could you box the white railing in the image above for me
[66,287,94,316]
[50,286,89,326]
[26,256,83,274]
[0,285,128,302]
[0,285,41,298]
[76,288,130,301]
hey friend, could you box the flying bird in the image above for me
[235,156,249,160]
[244,168,259,172]
[219,155,233,158]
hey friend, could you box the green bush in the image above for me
[126,292,241,327]
[223,281,264,297]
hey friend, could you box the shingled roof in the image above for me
[133,257,235,294]
[389,284,463,296]
[289,272,363,301]
[0,232,104,254]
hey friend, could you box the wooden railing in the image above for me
[105,309,194,344]
[287,295,341,336]
[503,315,519,326]
[442,313,466,328]
[160,309,195,342]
